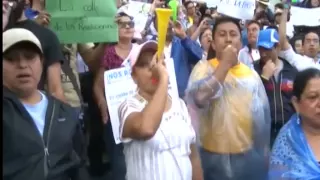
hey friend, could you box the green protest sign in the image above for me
[46,0,118,43]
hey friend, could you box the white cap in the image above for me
[3,28,43,53]
[129,40,158,67]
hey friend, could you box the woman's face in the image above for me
[117,16,134,40]
[293,77,320,127]
[200,29,212,51]
[294,39,303,55]
[311,0,319,7]
[132,50,158,94]
[3,43,43,96]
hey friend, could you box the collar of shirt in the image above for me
[303,55,320,64]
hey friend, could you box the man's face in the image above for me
[212,22,242,55]
[3,42,43,96]
[186,2,195,16]
[247,23,260,45]
[303,32,320,58]
[259,46,278,64]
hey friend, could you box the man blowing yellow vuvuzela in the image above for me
[186,17,272,180]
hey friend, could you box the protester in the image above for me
[93,11,137,180]
[186,17,271,180]
[4,0,66,102]
[279,7,320,70]
[118,40,202,180]
[269,68,320,179]
[198,28,212,60]
[290,36,304,55]
[253,29,298,144]
[238,20,261,68]
[3,28,88,180]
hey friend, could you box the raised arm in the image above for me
[119,55,169,141]
[278,7,320,71]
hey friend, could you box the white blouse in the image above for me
[118,94,196,180]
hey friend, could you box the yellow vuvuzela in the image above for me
[155,8,173,59]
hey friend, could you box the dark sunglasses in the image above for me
[118,21,135,29]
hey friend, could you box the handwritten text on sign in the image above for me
[104,58,179,144]
[218,0,255,20]
[46,0,118,43]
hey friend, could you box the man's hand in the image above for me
[220,45,238,68]
[3,0,11,31]
[173,21,187,39]
[198,19,210,32]
[262,60,277,80]
[34,11,51,26]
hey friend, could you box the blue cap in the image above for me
[257,29,279,49]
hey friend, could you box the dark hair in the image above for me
[302,30,320,45]
[184,1,194,9]
[293,68,320,100]
[247,20,260,28]
[274,3,284,10]
[212,16,242,40]
[207,46,216,60]
[3,41,43,61]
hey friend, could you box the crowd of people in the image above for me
[2,0,320,180]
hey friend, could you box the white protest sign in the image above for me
[118,1,152,39]
[290,7,320,27]
[104,59,178,144]
[217,0,256,20]
[194,0,220,7]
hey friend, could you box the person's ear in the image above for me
[292,96,300,113]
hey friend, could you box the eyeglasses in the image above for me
[117,21,135,29]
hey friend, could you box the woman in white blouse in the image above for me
[118,41,203,180]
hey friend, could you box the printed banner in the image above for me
[290,7,320,27]
[104,58,179,144]
[46,0,118,43]
[217,0,256,20]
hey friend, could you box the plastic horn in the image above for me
[155,8,173,59]
[168,0,178,22]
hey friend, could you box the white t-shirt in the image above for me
[279,46,320,71]
[118,94,196,180]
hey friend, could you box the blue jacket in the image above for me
[151,35,203,97]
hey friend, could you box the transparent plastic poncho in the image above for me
[269,114,320,180]
[185,59,271,179]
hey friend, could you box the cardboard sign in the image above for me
[217,0,256,20]
[291,7,320,27]
[46,0,118,43]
